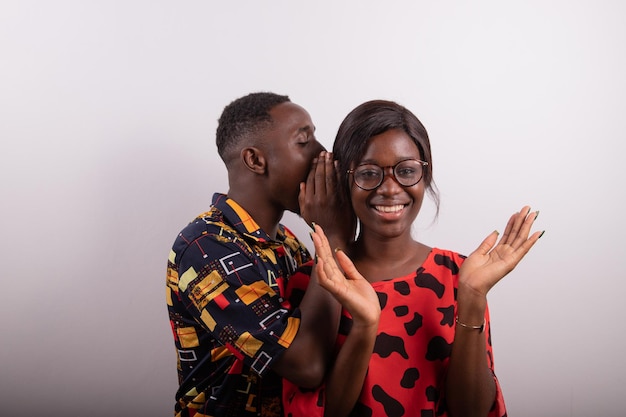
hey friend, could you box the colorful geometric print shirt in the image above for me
[166,193,312,417]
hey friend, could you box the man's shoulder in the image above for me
[183,206,229,234]
[171,206,240,259]
[278,224,308,252]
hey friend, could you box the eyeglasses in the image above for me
[347,159,428,190]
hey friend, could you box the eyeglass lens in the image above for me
[353,159,425,190]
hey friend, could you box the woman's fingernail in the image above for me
[539,230,546,239]
[334,247,342,253]
[308,221,316,231]
[535,211,540,221]
[314,254,318,264]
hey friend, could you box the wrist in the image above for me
[456,285,487,323]
[456,282,488,306]
[455,315,486,333]
[350,320,380,337]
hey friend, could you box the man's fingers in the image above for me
[324,152,336,194]
[313,151,327,195]
[298,182,306,215]
[310,151,338,198]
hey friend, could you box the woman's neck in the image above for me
[348,232,431,282]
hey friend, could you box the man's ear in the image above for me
[241,147,266,174]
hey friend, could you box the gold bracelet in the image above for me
[455,316,485,333]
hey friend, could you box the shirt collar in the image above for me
[211,193,286,244]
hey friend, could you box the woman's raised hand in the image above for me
[459,205,544,297]
[311,224,380,327]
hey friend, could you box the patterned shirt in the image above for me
[283,248,506,417]
[166,193,312,417]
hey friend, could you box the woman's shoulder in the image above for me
[428,247,466,259]
[423,248,466,275]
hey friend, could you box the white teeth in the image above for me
[374,205,404,213]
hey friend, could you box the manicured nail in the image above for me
[539,230,546,239]
[494,230,499,235]
[309,231,313,241]
[334,247,342,253]
[311,222,317,231]
[534,211,540,221]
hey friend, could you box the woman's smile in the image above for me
[373,204,406,213]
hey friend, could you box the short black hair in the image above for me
[216,92,290,165]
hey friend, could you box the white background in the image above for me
[1,1,624,416]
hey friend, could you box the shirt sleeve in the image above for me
[452,252,507,416]
[175,231,302,376]
[489,373,507,416]
[437,303,508,416]
[484,305,507,417]
[280,259,325,416]
[283,379,326,417]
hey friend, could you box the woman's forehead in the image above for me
[359,130,421,162]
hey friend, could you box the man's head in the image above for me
[216,92,291,167]
[217,92,325,216]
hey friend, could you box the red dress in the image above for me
[283,248,507,417]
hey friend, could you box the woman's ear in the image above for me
[241,147,266,174]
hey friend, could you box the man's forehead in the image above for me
[269,102,315,132]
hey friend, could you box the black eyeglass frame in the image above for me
[347,158,429,191]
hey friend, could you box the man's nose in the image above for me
[312,140,326,155]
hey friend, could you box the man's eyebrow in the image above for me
[297,125,315,134]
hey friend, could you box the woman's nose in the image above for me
[376,167,403,194]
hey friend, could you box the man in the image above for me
[166,92,351,416]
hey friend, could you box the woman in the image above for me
[284,100,543,417]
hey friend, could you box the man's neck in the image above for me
[226,190,283,240]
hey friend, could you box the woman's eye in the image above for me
[359,169,380,179]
